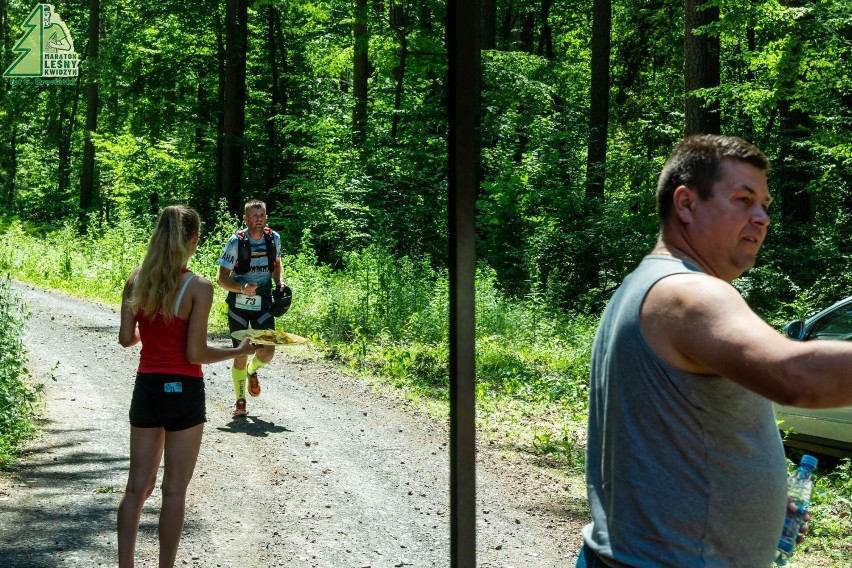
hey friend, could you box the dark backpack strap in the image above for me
[233,230,251,275]
[263,228,277,269]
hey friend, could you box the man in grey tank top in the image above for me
[580,135,852,567]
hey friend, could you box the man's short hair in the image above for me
[656,135,770,221]
[244,199,267,214]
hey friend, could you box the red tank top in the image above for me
[137,272,203,377]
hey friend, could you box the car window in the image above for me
[809,306,852,340]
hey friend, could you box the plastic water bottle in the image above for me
[772,454,818,567]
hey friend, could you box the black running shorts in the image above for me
[227,300,275,347]
[129,373,206,431]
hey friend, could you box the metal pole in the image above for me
[447,1,479,566]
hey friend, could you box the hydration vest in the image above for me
[233,227,277,275]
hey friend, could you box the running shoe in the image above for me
[232,398,247,416]
[248,372,261,397]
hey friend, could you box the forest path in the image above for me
[0,283,585,567]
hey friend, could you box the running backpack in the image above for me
[232,227,277,275]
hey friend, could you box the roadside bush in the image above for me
[0,274,39,466]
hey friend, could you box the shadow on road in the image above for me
[0,430,127,567]
[216,415,291,437]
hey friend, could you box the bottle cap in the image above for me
[800,454,818,470]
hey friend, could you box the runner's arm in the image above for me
[216,264,244,294]
[272,260,284,291]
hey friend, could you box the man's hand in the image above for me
[240,282,258,297]
[788,496,811,545]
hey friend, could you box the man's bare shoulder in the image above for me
[642,272,753,374]
[644,272,743,316]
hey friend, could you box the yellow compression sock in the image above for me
[247,355,268,375]
[232,366,247,399]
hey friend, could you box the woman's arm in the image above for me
[185,277,257,364]
[118,268,141,347]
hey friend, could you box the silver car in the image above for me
[779,296,852,457]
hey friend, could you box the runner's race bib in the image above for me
[235,292,262,311]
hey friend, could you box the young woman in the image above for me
[117,205,257,568]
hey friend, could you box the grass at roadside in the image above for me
[1,215,850,564]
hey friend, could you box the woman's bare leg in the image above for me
[118,426,165,568]
[157,423,204,568]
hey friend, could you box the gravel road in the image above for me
[0,283,586,567]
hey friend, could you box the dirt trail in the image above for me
[0,283,586,567]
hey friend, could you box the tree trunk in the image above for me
[214,7,226,203]
[518,10,534,53]
[221,0,248,214]
[501,2,519,45]
[778,101,813,225]
[1,2,9,207]
[266,5,281,189]
[684,0,720,135]
[1,0,6,50]
[481,0,496,50]
[79,0,100,215]
[195,81,209,155]
[740,13,757,141]
[58,83,80,197]
[353,0,369,145]
[585,0,611,200]
[390,31,408,141]
[5,124,16,208]
[776,1,813,226]
[537,0,554,60]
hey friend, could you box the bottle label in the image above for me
[777,514,804,554]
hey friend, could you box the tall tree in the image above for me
[266,4,285,189]
[684,0,720,135]
[389,1,410,140]
[537,0,555,59]
[58,84,80,197]
[221,0,249,213]
[501,3,534,52]
[214,6,226,202]
[585,0,611,200]
[353,0,369,144]
[1,0,10,207]
[3,123,16,208]
[776,1,813,226]
[79,0,100,214]
[481,0,496,50]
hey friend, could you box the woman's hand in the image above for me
[236,337,259,355]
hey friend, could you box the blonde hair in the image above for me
[131,205,200,319]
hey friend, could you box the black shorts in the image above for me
[129,373,206,431]
[227,294,275,347]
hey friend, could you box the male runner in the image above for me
[217,199,286,416]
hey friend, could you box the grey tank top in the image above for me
[583,256,787,567]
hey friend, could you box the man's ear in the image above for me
[673,185,697,223]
